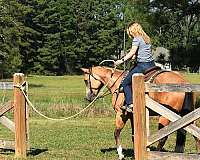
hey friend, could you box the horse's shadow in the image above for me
[28,148,48,156]
[101,147,133,158]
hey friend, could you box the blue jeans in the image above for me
[121,61,155,105]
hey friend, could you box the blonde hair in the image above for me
[127,22,151,44]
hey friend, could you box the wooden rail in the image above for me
[132,74,200,160]
[145,83,200,92]
[0,82,13,90]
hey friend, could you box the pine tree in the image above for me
[0,0,23,77]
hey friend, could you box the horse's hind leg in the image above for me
[175,109,189,153]
[114,111,128,160]
[175,129,186,152]
[175,93,194,153]
[157,117,170,151]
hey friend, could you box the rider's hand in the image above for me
[114,59,123,66]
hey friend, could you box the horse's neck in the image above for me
[99,70,123,94]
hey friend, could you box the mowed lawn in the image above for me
[0,73,200,159]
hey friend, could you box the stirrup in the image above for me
[120,105,127,110]
[126,104,133,113]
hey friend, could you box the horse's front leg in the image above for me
[115,111,128,160]
[112,92,127,159]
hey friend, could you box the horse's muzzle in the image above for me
[85,92,96,102]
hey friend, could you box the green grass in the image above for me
[0,73,200,159]
[26,75,113,118]
[183,73,200,83]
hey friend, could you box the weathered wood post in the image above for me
[13,73,27,158]
[132,74,147,160]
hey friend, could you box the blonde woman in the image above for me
[114,22,155,112]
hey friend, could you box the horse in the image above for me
[81,66,200,159]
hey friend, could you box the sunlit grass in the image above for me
[0,73,199,159]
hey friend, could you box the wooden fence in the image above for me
[0,73,29,158]
[132,73,200,160]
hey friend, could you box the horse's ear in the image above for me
[81,68,89,73]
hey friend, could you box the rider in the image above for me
[114,22,155,112]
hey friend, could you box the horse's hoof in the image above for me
[175,145,184,153]
[118,154,124,160]
[157,147,167,152]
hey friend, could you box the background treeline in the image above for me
[0,0,200,76]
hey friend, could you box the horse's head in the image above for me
[81,67,104,102]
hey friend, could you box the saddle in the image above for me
[119,66,165,93]
[144,66,162,82]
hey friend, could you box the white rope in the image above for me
[13,60,117,121]
[14,83,109,121]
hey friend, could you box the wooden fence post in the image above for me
[132,74,147,160]
[13,73,27,158]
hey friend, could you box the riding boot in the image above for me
[126,104,133,112]
[121,104,133,112]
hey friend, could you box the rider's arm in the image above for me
[114,45,138,65]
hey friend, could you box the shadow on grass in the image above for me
[28,148,48,156]
[0,148,48,157]
[0,148,15,155]
[101,147,134,158]
[148,146,170,152]
[29,84,45,88]
[100,147,116,153]
[100,146,172,158]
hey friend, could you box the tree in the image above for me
[149,0,200,70]
[0,0,23,77]
[2,0,172,75]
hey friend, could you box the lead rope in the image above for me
[13,63,117,121]
[14,82,108,121]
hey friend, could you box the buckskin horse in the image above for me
[81,66,200,159]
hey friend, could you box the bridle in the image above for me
[86,66,125,99]
[87,67,104,96]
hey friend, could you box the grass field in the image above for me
[0,73,200,159]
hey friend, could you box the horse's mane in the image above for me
[97,66,123,75]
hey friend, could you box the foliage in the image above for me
[0,0,200,76]
[149,0,200,70]
[0,0,23,76]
